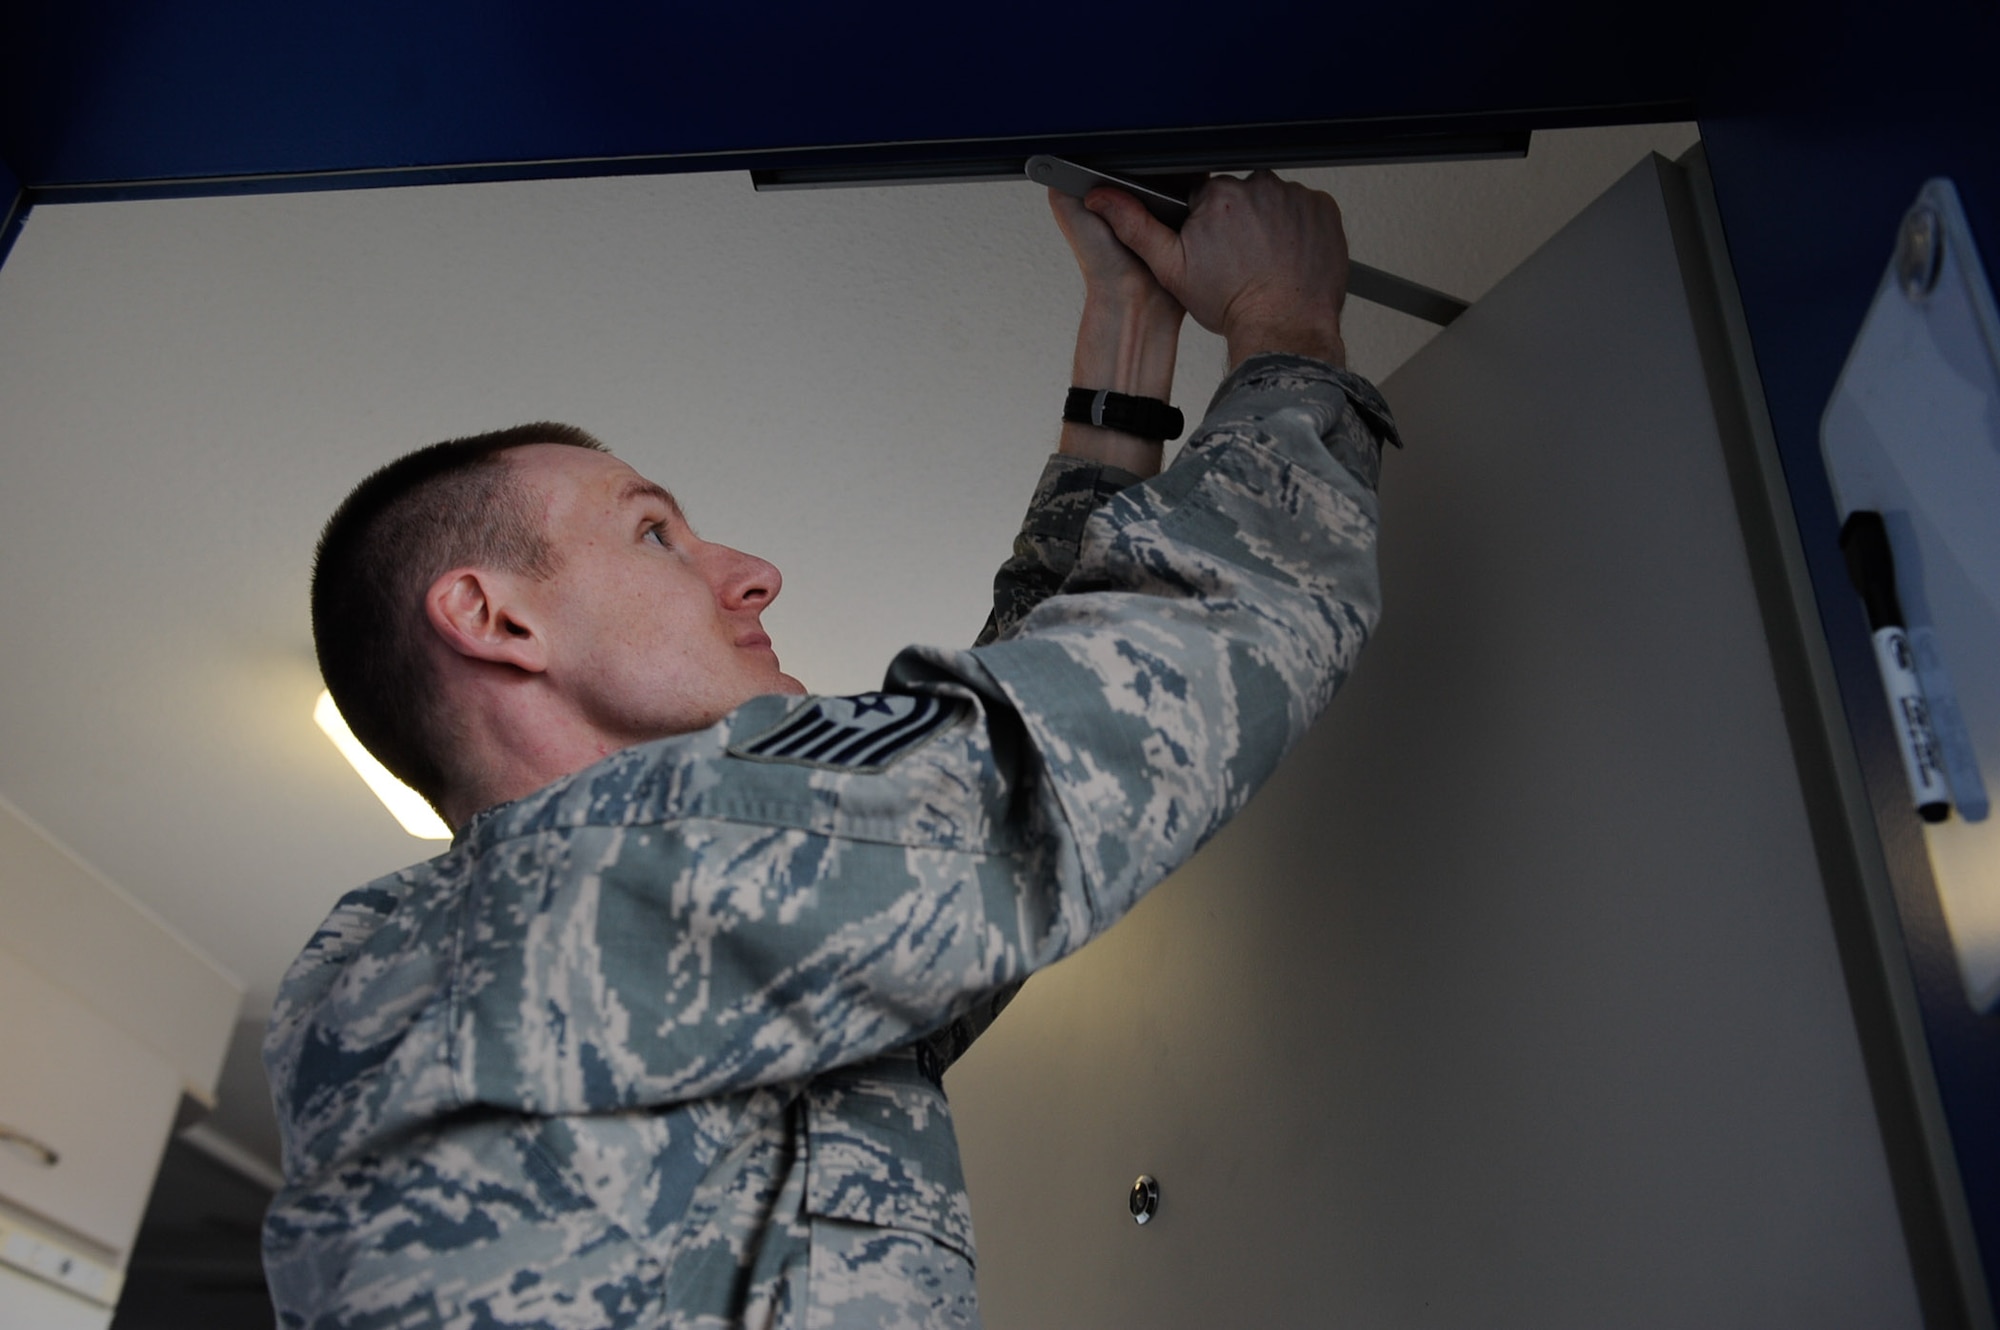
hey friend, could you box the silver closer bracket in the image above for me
[1026,154,1469,327]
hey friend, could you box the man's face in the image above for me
[506,444,806,745]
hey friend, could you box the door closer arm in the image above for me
[1027,155,1468,327]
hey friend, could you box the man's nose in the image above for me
[711,544,782,610]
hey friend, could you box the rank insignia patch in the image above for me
[729,692,965,772]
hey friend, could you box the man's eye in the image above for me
[644,524,671,548]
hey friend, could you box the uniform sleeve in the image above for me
[913,352,1390,942]
[454,355,1394,1113]
[922,454,1146,1081]
[975,455,1148,647]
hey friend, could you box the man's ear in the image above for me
[424,567,549,674]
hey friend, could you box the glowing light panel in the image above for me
[313,690,452,840]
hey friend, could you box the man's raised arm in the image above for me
[937,187,1194,1077]
[979,187,1187,646]
[428,174,1393,1113]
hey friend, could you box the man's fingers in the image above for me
[1047,188,1093,245]
[1083,187,1182,282]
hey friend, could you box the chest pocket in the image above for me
[802,1048,976,1264]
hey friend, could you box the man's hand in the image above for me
[1049,188,1183,314]
[1084,170,1349,370]
[1049,188,1186,477]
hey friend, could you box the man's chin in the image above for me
[773,672,808,696]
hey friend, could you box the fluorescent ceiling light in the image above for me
[313,690,452,841]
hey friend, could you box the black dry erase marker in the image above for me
[1840,511,1950,822]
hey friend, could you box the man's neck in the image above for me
[440,715,634,832]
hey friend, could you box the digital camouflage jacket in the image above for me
[263,353,1397,1328]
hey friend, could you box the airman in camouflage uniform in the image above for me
[266,173,1394,1328]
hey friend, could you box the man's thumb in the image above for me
[1085,187,1181,277]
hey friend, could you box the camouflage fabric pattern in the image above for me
[975,454,1148,649]
[915,451,1147,1084]
[263,353,1395,1328]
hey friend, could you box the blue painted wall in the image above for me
[0,0,1699,192]
[1700,4,2000,1310]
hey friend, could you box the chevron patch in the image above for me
[729,692,964,772]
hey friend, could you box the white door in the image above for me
[946,155,1925,1329]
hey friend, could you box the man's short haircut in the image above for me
[311,422,607,812]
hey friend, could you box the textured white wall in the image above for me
[0,123,1695,1161]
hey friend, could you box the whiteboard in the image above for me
[1821,178,2000,1012]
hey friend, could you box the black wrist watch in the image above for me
[1063,387,1185,442]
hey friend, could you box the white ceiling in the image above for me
[0,122,1695,1160]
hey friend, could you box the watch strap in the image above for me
[1062,387,1185,442]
